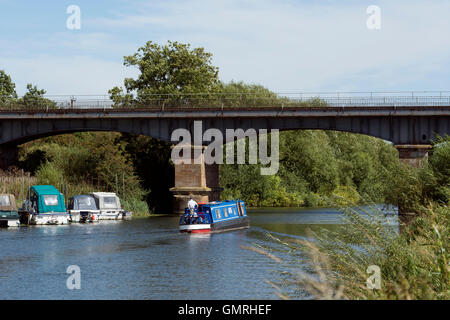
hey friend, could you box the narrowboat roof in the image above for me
[0,194,17,211]
[204,200,242,207]
[31,185,62,195]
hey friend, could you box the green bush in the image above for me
[121,195,151,217]
[35,161,64,186]
[331,185,360,206]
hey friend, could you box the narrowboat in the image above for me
[0,194,20,228]
[19,185,70,225]
[179,200,249,233]
[90,192,132,220]
[68,194,100,223]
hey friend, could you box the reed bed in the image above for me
[0,170,36,203]
[244,204,449,300]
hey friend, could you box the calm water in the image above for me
[0,207,397,300]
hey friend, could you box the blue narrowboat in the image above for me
[179,200,249,233]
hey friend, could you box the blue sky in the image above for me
[1,0,449,95]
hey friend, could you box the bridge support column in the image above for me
[0,145,19,171]
[170,146,222,214]
[395,145,432,168]
[395,144,432,224]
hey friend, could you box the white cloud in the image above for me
[1,55,138,96]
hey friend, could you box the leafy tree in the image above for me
[110,41,220,107]
[0,70,18,104]
[18,83,56,109]
[280,130,339,194]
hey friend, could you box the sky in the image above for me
[0,0,449,96]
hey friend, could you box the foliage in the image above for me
[246,137,450,300]
[17,83,56,109]
[220,130,399,208]
[0,70,18,103]
[330,185,360,206]
[35,161,64,186]
[110,41,220,107]
[109,41,326,108]
[385,136,450,213]
[0,70,56,109]
[18,132,151,216]
[299,205,449,300]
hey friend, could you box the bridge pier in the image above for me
[0,145,18,171]
[170,146,222,214]
[395,144,432,224]
[395,145,432,168]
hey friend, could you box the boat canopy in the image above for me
[29,185,66,213]
[68,195,98,211]
[0,194,17,212]
[90,192,121,210]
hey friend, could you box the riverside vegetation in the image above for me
[1,41,449,299]
[247,136,449,300]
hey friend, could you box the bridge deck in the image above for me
[0,106,449,119]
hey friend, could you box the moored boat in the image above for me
[90,192,132,220]
[0,194,20,228]
[68,194,100,223]
[19,185,70,225]
[179,200,249,233]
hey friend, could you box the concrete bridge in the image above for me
[1,94,450,212]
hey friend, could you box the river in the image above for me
[0,206,397,300]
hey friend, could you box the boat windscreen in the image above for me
[77,196,97,210]
[43,195,59,206]
[0,195,11,207]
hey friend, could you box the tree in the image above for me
[110,41,220,107]
[0,70,18,104]
[18,83,56,109]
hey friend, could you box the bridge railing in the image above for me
[1,91,450,110]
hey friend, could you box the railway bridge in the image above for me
[1,92,449,212]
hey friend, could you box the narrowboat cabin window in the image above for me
[43,195,59,206]
[215,209,221,219]
[0,195,10,206]
[224,208,228,218]
[228,207,233,216]
[103,197,117,208]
